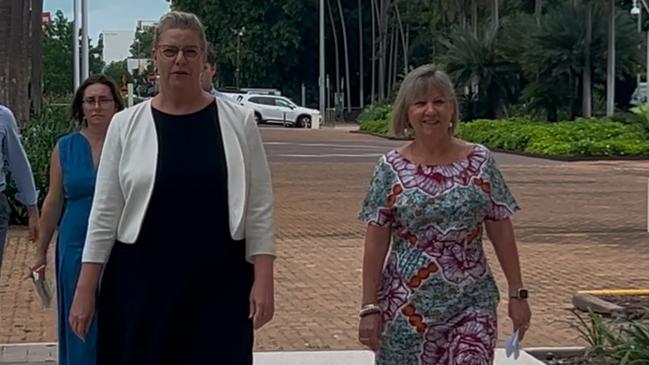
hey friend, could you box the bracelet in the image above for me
[359,303,381,317]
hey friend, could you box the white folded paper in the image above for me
[504,329,520,359]
[31,269,52,308]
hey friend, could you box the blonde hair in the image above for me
[391,64,459,137]
[153,11,208,50]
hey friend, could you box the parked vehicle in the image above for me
[232,93,321,128]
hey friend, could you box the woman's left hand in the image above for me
[509,299,532,341]
[249,276,274,330]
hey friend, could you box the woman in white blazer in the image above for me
[68,11,275,365]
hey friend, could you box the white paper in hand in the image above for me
[504,329,520,360]
[31,269,52,308]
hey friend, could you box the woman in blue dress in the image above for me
[31,75,124,365]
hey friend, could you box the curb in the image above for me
[349,130,412,141]
[349,130,649,162]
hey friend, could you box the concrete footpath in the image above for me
[0,343,545,364]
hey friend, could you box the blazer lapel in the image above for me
[215,97,247,237]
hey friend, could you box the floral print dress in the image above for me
[359,144,519,365]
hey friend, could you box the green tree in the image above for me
[43,10,104,96]
[103,60,133,91]
[130,27,154,58]
[440,26,521,119]
[170,0,316,102]
[510,2,640,119]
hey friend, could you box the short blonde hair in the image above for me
[153,11,208,50]
[391,64,459,137]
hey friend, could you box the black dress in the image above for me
[97,101,254,365]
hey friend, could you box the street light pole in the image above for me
[81,0,89,81]
[234,26,245,89]
[73,0,80,90]
[319,0,325,125]
[631,0,649,103]
[606,0,615,116]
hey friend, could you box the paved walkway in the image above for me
[1,128,648,357]
[0,344,544,364]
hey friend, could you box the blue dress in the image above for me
[56,132,97,365]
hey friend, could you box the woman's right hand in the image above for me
[358,312,383,351]
[69,288,96,341]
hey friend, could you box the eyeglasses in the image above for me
[157,45,202,60]
[83,97,114,107]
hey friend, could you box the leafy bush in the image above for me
[572,309,649,365]
[357,103,392,124]
[6,103,75,224]
[458,118,649,157]
[359,114,649,157]
[359,119,390,135]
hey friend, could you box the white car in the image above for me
[234,94,321,128]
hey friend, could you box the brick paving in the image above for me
[1,127,649,353]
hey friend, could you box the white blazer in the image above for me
[81,97,275,264]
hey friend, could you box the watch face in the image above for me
[519,289,529,299]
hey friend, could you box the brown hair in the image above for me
[70,75,124,125]
[391,64,459,137]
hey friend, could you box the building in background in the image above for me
[99,30,134,65]
[137,20,157,31]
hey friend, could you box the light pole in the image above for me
[81,0,89,81]
[73,0,80,90]
[631,0,649,104]
[319,0,325,125]
[233,26,245,89]
[606,0,615,116]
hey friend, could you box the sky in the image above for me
[44,0,171,43]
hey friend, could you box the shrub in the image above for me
[6,103,75,224]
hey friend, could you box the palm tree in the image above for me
[326,0,340,97]
[31,0,44,115]
[582,0,592,117]
[440,26,520,119]
[510,2,639,119]
[358,0,364,108]
[1,0,31,126]
[336,0,351,112]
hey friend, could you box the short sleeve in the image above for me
[484,155,519,221]
[358,158,396,227]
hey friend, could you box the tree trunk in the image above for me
[7,0,30,126]
[392,18,398,88]
[387,19,395,93]
[358,0,364,109]
[535,0,543,26]
[336,0,351,112]
[378,0,390,102]
[326,0,340,93]
[370,0,376,104]
[394,3,407,77]
[31,0,44,115]
[0,0,11,106]
[471,0,478,36]
[582,0,592,117]
[491,0,499,30]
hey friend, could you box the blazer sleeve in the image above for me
[81,113,126,263]
[242,108,276,262]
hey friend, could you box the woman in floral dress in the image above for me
[358,64,532,365]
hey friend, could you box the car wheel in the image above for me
[297,115,311,128]
[254,112,263,124]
